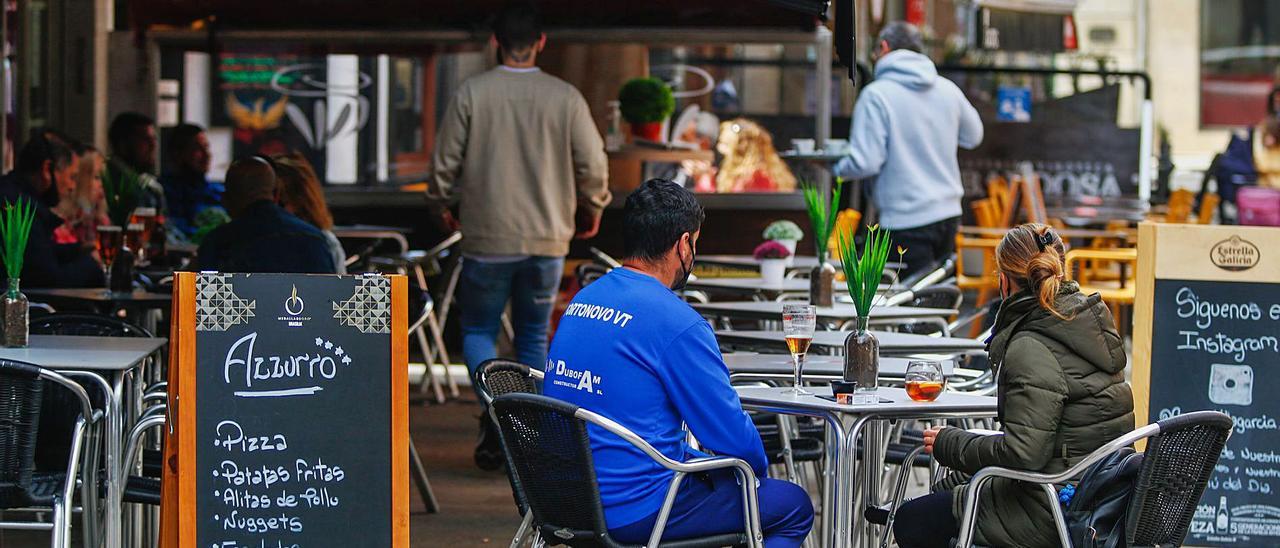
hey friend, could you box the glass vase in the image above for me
[3,278,29,348]
[843,316,879,391]
[809,255,836,307]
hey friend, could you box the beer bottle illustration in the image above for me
[1217,495,1230,533]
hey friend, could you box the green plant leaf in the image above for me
[0,197,36,279]
[836,222,894,320]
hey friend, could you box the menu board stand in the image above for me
[1134,222,1280,547]
[160,272,408,548]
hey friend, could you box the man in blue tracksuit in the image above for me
[544,179,813,547]
[833,21,984,277]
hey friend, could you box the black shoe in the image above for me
[864,505,890,525]
[473,416,505,471]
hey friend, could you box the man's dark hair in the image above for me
[623,178,705,262]
[16,130,74,175]
[493,2,542,56]
[168,123,205,160]
[108,111,154,151]
[878,21,925,54]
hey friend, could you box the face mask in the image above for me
[671,237,696,291]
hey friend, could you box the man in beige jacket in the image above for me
[427,2,610,470]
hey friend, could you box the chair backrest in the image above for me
[30,313,153,338]
[1127,411,1233,547]
[491,393,610,544]
[0,360,44,509]
[575,262,612,289]
[908,284,962,310]
[475,359,539,404]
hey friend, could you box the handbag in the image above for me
[1064,447,1145,548]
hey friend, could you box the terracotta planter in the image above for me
[630,121,664,142]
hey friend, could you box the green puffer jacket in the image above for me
[933,282,1135,548]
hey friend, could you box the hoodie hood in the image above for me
[988,281,1127,375]
[873,49,938,90]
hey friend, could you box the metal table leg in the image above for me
[409,435,440,513]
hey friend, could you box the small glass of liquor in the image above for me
[905,360,946,402]
[782,304,817,395]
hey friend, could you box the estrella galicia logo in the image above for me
[1210,236,1260,272]
[285,285,305,315]
[278,285,311,327]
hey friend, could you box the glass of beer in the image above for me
[126,223,145,265]
[782,304,817,395]
[97,225,123,294]
[130,207,157,264]
[905,360,946,402]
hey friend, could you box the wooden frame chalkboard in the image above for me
[1133,222,1280,546]
[161,272,408,548]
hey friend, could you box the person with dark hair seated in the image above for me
[196,157,336,274]
[544,179,814,547]
[0,131,103,288]
[109,111,166,213]
[160,123,224,238]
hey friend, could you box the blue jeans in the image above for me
[609,469,814,548]
[459,256,563,402]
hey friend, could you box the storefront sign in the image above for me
[166,272,409,548]
[959,122,1141,198]
[996,86,1032,122]
[1135,223,1280,547]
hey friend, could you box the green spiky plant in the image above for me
[801,177,844,261]
[101,158,143,227]
[0,198,36,282]
[837,224,894,322]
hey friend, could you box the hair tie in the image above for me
[1035,229,1056,252]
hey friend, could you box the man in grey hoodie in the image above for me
[833,22,983,277]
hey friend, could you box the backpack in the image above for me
[1065,447,1145,548]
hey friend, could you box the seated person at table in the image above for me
[272,153,346,274]
[160,123,225,239]
[544,179,813,547]
[0,131,103,288]
[895,224,1134,548]
[196,157,337,274]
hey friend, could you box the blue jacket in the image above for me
[0,173,104,288]
[160,171,225,238]
[834,50,984,230]
[195,200,337,274]
[543,268,768,528]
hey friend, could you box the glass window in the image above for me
[1200,0,1280,127]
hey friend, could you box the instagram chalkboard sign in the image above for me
[1135,224,1280,547]
[164,272,408,548]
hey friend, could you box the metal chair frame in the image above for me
[0,363,102,548]
[492,393,764,548]
[956,411,1230,547]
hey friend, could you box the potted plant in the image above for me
[801,178,844,306]
[836,225,903,393]
[762,220,804,260]
[618,77,675,142]
[753,240,791,285]
[0,198,36,347]
[102,159,143,292]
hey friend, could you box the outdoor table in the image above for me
[958,225,1134,242]
[723,353,955,382]
[694,301,955,333]
[715,329,984,356]
[687,278,898,301]
[736,386,998,548]
[26,288,173,334]
[0,334,169,548]
[697,255,907,274]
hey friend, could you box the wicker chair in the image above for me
[491,393,762,548]
[954,410,1232,547]
[474,359,545,547]
[0,359,100,548]
[576,263,612,289]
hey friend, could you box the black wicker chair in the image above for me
[954,410,1232,547]
[475,358,543,405]
[29,313,154,338]
[576,263,612,289]
[0,359,99,548]
[898,285,961,335]
[491,393,762,548]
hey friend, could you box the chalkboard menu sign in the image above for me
[1135,223,1280,547]
[164,272,408,548]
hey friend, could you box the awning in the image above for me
[972,0,1078,15]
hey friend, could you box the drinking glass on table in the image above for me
[782,304,816,395]
[97,225,122,294]
[905,360,946,402]
[130,208,157,264]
